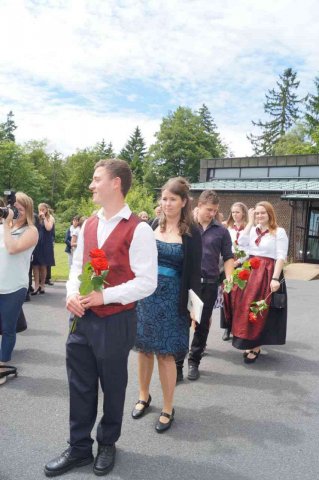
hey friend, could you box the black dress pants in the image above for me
[66,308,136,458]
[176,282,218,368]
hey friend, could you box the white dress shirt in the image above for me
[228,226,249,263]
[238,225,288,261]
[66,205,158,304]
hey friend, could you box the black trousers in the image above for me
[176,282,218,368]
[66,308,136,458]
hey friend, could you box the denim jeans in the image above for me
[0,288,27,362]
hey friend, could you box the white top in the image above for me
[0,225,35,294]
[228,226,249,263]
[70,225,81,238]
[238,225,288,261]
[67,204,158,304]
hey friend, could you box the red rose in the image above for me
[238,269,250,281]
[249,257,261,269]
[249,312,257,323]
[90,248,106,259]
[91,257,109,275]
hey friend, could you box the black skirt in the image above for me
[232,279,287,349]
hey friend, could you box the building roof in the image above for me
[190,178,319,192]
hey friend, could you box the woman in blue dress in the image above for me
[132,177,202,433]
[31,203,55,294]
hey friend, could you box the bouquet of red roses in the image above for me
[223,256,261,293]
[70,248,110,333]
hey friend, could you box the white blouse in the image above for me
[228,226,249,262]
[238,226,288,261]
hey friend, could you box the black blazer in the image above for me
[152,220,202,316]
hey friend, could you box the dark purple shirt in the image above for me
[199,220,234,278]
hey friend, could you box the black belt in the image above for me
[201,277,218,284]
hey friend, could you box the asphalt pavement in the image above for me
[1,279,319,480]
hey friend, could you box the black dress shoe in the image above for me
[155,409,175,433]
[131,394,152,419]
[44,448,93,477]
[187,364,200,381]
[176,367,184,383]
[222,328,231,341]
[93,444,116,476]
[46,280,54,286]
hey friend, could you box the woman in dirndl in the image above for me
[221,202,249,341]
[224,201,288,364]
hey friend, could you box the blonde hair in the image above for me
[16,192,35,226]
[38,202,54,221]
[226,202,249,228]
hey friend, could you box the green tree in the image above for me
[248,68,305,155]
[198,104,228,158]
[62,148,100,204]
[272,124,313,155]
[126,183,155,216]
[120,126,147,182]
[145,106,226,187]
[95,139,115,159]
[305,76,319,134]
[0,111,17,142]
[0,141,45,201]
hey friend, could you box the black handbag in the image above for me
[270,280,286,309]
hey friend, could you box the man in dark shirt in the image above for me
[177,190,234,381]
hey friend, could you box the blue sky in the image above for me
[0,0,318,157]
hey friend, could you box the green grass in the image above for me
[52,243,69,281]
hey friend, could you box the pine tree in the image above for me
[120,126,147,181]
[305,76,319,133]
[198,104,227,157]
[95,139,115,159]
[248,68,305,155]
[0,111,17,142]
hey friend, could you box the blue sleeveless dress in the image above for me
[135,240,189,356]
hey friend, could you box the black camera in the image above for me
[0,190,19,220]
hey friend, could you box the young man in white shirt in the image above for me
[45,159,157,477]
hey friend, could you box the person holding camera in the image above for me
[0,192,38,385]
[31,203,55,295]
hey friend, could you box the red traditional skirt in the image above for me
[223,256,275,341]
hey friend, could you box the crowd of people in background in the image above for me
[0,158,289,477]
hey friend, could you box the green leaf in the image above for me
[91,276,104,291]
[236,279,246,290]
[79,278,94,295]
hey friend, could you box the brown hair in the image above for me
[16,192,35,226]
[198,190,219,205]
[226,202,249,228]
[94,158,132,197]
[255,201,278,234]
[159,177,193,236]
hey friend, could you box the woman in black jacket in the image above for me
[132,177,202,433]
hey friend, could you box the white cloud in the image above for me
[0,0,318,157]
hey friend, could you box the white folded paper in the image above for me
[187,289,204,323]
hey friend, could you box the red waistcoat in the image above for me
[83,213,140,318]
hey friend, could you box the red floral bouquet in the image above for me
[70,248,110,333]
[223,256,261,293]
